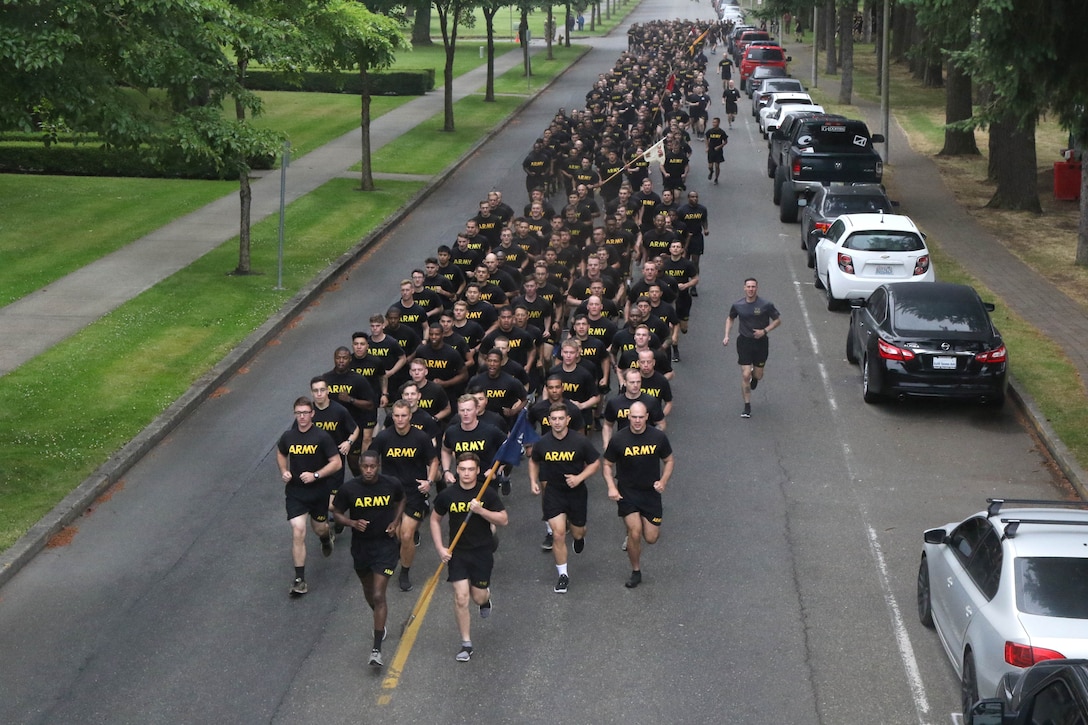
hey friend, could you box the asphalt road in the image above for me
[0,2,1065,723]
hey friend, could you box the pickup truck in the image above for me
[967,658,1088,724]
[770,114,886,223]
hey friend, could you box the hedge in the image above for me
[243,69,435,95]
[0,144,274,180]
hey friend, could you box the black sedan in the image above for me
[846,282,1008,406]
[799,183,895,268]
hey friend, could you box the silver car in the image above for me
[751,77,806,117]
[917,499,1088,716]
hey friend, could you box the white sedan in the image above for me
[758,93,821,137]
[813,212,934,310]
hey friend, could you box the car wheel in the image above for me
[845,327,858,364]
[767,153,776,179]
[825,277,844,311]
[806,244,816,269]
[961,651,979,717]
[813,261,824,289]
[862,357,882,404]
[916,556,934,628]
[780,184,799,223]
[773,166,785,205]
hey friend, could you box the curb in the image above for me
[0,45,591,590]
[1009,375,1088,500]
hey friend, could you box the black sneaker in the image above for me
[625,571,642,588]
[671,349,680,363]
[290,578,308,597]
[554,574,569,593]
[413,529,420,546]
[321,535,334,558]
[368,649,384,668]
[741,403,751,419]
[399,568,412,592]
[750,376,758,390]
[573,537,585,554]
[455,645,474,662]
[480,597,493,619]
[708,170,713,179]
[541,532,554,551]
[499,476,511,496]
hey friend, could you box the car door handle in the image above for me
[965,605,973,618]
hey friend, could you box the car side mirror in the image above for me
[786,56,792,62]
[870,134,886,144]
[848,297,867,309]
[923,528,947,545]
[983,302,996,312]
[966,699,1006,725]
[890,200,901,208]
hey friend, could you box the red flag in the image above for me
[665,74,675,93]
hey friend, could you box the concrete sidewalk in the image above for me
[0,45,542,376]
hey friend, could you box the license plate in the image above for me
[874,265,894,275]
[932,356,957,370]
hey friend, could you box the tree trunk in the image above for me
[359,66,375,190]
[839,0,857,104]
[824,0,837,74]
[520,10,531,77]
[874,2,883,94]
[891,3,910,64]
[234,54,252,275]
[412,1,433,46]
[1077,158,1088,265]
[939,58,979,156]
[484,10,497,101]
[546,5,554,61]
[564,1,571,47]
[909,14,925,80]
[986,114,1041,213]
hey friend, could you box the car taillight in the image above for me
[913,255,930,276]
[1005,641,1065,668]
[792,160,801,175]
[976,345,1007,363]
[837,252,854,274]
[814,222,832,234]
[877,339,915,361]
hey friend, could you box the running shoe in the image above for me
[290,578,308,597]
[499,475,511,496]
[554,574,569,593]
[321,535,334,558]
[399,568,412,592]
[456,645,474,662]
[573,537,585,554]
[621,535,628,551]
[413,529,420,546]
[368,649,384,668]
[749,376,758,390]
[541,532,554,551]
[625,571,642,588]
[741,403,751,419]
[480,597,493,619]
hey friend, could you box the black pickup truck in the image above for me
[967,659,1088,724]
[770,114,886,223]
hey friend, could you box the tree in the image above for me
[823,0,837,74]
[480,0,504,101]
[838,0,857,104]
[433,0,473,131]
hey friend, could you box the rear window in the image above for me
[748,48,785,61]
[827,196,890,215]
[1016,557,1088,618]
[843,231,924,252]
[797,121,875,152]
[892,295,990,333]
[741,32,771,43]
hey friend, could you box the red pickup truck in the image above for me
[740,44,791,92]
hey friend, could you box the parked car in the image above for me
[800,184,895,268]
[918,499,1088,717]
[732,30,772,66]
[752,77,806,117]
[739,44,791,92]
[746,65,790,97]
[967,659,1088,724]
[767,110,837,179]
[846,281,1008,405]
[759,94,821,137]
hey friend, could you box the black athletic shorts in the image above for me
[616,486,663,526]
[403,490,431,521]
[285,482,332,521]
[541,482,589,527]
[736,334,769,367]
[447,545,494,589]
[707,148,725,163]
[675,293,693,320]
[353,536,399,578]
[687,234,706,256]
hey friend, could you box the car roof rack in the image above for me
[987,498,1088,517]
[1000,517,1088,539]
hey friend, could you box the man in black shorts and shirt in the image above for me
[529,404,600,594]
[603,400,674,589]
[323,347,375,476]
[369,400,439,592]
[722,277,781,418]
[350,333,386,451]
[331,450,405,668]
[276,397,343,597]
[430,453,508,662]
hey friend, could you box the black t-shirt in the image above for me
[442,422,507,470]
[547,363,598,405]
[412,343,465,384]
[433,482,505,551]
[531,429,600,487]
[367,334,407,374]
[638,371,673,405]
[529,398,583,433]
[603,425,673,491]
[391,301,430,340]
[616,347,673,377]
[572,335,609,381]
[603,393,665,430]
[453,320,486,350]
[512,296,552,332]
[413,380,450,421]
[310,400,357,445]
[277,424,340,486]
[480,326,536,368]
[369,426,437,489]
[466,370,527,415]
[350,353,386,399]
[382,408,441,441]
[322,369,376,426]
[463,300,498,331]
[333,474,404,546]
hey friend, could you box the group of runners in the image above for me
[273,16,782,668]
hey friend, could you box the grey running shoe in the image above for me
[456,645,474,662]
[480,598,493,618]
[621,535,628,552]
[290,578,308,597]
[368,649,384,668]
[554,574,569,593]
[542,532,554,551]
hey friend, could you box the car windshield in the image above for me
[843,231,924,252]
[1016,557,1088,618]
[892,295,990,334]
[798,122,873,152]
[827,196,889,214]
